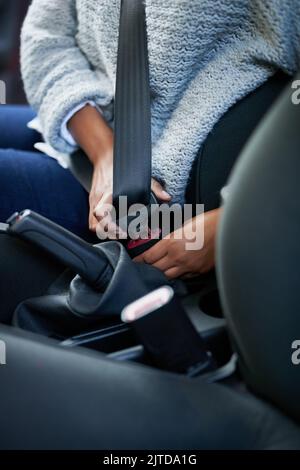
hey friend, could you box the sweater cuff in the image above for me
[38,69,113,154]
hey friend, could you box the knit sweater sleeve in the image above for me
[20,0,114,153]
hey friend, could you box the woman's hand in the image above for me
[134,208,222,279]
[68,104,171,233]
[68,104,115,231]
[93,176,171,235]
[89,154,113,231]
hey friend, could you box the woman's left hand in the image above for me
[134,208,222,279]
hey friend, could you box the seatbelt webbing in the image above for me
[68,1,152,211]
[113,0,152,211]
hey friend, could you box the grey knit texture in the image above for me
[21,0,300,203]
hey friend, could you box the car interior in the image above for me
[0,0,300,452]
[0,74,299,450]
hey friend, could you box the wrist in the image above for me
[92,153,113,190]
[68,104,114,167]
[91,148,113,169]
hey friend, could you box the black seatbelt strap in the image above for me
[113,0,152,212]
[69,0,158,256]
[68,0,152,208]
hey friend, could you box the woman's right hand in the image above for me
[68,104,171,235]
[92,174,171,238]
[67,104,115,232]
[89,153,114,232]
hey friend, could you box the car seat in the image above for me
[0,75,300,449]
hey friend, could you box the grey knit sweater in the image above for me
[21,0,300,203]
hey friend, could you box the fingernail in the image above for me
[162,190,171,199]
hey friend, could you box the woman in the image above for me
[1,0,299,281]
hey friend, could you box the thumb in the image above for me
[151,179,171,202]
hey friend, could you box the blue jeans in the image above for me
[0,105,93,240]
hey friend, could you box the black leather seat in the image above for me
[0,324,299,450]
[217,73,300,422]
[0,76,300,449]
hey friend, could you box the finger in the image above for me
[91,218,98,232]
[133,253,145,263]
[94,208,126,240]
[94,193,113,220]
[89,209,98,231]
[89,210,93,230]
[133,240,168,264]
[89,191,104,230]
[96,216,116,239]
[89,198,95,229]
[94,206,112,223]
[164,266,184,280]
[152,255,173,272]
[97,220,127,240]
[151,179,171,202]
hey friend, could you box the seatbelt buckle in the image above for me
[116,192,166,258]
[121,286,215,376]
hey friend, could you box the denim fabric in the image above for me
[0,105,93,240]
